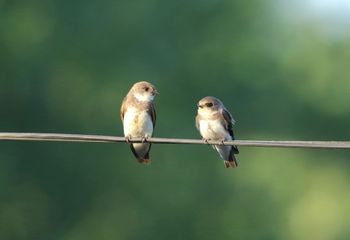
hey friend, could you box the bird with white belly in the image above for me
[120,81,158,164]
[195,96,239,168]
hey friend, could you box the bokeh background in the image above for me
[1,0,350,239]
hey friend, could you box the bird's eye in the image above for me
[144,87,149,91]
[206,103,213,107]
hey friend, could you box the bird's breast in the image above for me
[123,107,153,137]
[199,119,231,140]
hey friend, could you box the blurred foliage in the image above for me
[1,0,350,239]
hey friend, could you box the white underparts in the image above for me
[123,107,153,138]
[199,118,232,160]
[134,93,154,102]
[198,108,217,119]
[199,119,231,140]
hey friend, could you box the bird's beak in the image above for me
[153,89,159,95]
[197,104,203,108]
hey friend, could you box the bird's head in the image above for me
[131,81,159,102]
[197,96,223,116]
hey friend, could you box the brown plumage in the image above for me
[195,96,239,168]
[120,81,158,164]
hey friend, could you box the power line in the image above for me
[0,132,350,149]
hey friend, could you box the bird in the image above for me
[120,81,158,164]
[195,96,239,168]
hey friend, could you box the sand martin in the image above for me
[120,81,158,164]
[195,96,239,168]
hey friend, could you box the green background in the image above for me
[1,0,350,239]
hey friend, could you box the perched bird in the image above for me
[195,96,239,168]
[120,81,158,164]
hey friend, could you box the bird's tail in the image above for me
[224,159,238,168]
[136,158,151,165]
[224,149,238,168]
[130,143,152,165]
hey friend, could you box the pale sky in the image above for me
[278,0,350,39]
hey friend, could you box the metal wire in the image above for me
[0,132,350,149]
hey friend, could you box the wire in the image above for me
[0,132,350,149]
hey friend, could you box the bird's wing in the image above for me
[221,108,234,137]
[221,108,239,153]
[120,96,127,122]
[147,102,156,128]
[195,114,201,131]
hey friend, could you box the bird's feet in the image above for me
[141,135,150,143]
[202,138,211,145]
[125,136,131,143]
[219,138,226,145]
